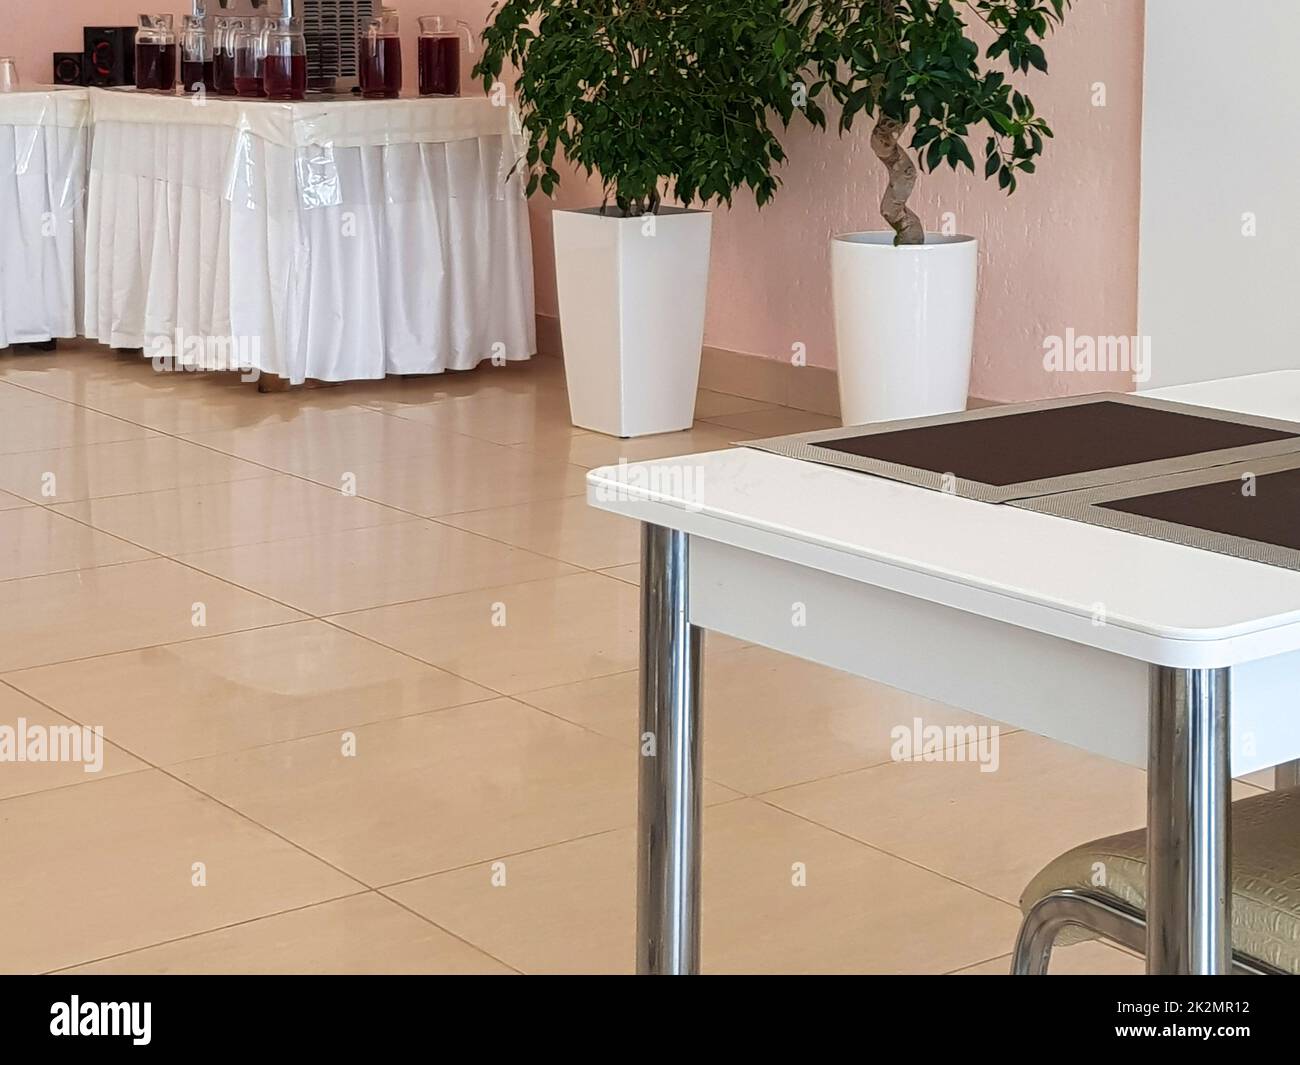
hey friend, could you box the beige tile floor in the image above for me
[0,342,1254,975]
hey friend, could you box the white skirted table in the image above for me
[0,87,88,349]
[83,87,535,384]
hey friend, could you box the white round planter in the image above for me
[831,232,978,426]
[553,207,712,438]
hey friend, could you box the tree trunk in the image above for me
[870,115,924,246]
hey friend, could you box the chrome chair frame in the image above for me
[1011,888,1286,976]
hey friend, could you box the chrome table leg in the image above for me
[1146,665,1232,974]
[636,524,704,975]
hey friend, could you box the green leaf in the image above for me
[911,125,941,148]
[479,0,1069,219]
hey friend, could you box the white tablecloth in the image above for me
[0,87,88,348]
[83,88,535,382]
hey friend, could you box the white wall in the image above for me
[1139,0,1300,387]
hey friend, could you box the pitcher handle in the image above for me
[457,19,476,54]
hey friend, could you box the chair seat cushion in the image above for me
[1020,787,1300,972]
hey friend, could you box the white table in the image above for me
[0,87,87,348]
[588,371,1300,975]
[83,88,535,384]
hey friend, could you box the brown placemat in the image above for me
[745,394,1300,503]
[818,401,1294,486]
[1100,466,1300,551]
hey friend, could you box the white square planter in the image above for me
[553,207,712,438]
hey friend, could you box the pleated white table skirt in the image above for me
[82,91,536,383]
[0,90,88,348]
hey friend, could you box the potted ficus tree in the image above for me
[803,0,1070,424]
[476,0,809,437]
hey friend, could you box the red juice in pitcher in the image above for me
[359,36,402,98]
[213,50,236,93]
[235,70,265,98]
[181,58,214,93]
[135,42,177,90]
[234,23,266,98]
[234,42,265,98]
[264,53,307,100]
[418,35,460,96]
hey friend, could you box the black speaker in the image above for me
[53,52,85,86]
[83,26,136,86]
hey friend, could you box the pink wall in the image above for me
[14,0,1142,401]
[7,1,146,87]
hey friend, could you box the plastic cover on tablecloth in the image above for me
[86,89,526,209]
[87,88,519,149]
[0,87,88,347]
[84,87,535,383]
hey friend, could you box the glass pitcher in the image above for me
[358,10,401,99]
[213,16,241,95]
[135,14,178,92]
[179,14,214,93]
[233,17,267,98]
[417,15,473,97]
[263,16,307,101]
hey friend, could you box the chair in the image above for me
[1013,787,1300,975]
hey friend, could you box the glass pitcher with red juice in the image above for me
[233,18,267,98]
[263,16,307,101]
[179,14,214,93]
[358,11,402,99]
[213,16,240,94]
[135,14,177,91]
[417,15,473,96]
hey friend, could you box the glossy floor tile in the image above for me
[519,643,1010,794]
[0,770,357,973]
[0,380,63,409]
[766,731,1150,904]
[52,475,409,555]
[0,347,1163,975]
[5,620,494,764]
[0,682,148,800]
[0,506,151,581]
[702,407,840,436]
[177,521,576,616]
[183,406,459,479]
[0,488,30,511]
[318,443,591,517]
[63,893,512,975]
[74,380,378,437]
[0,402,154,456]
[440,494,642,570]
[0,557,302,672]
[598,563,640,585]
[360,359,570,414]
[334,571,640,693]
[953,940,1144,975]
[692,389,776,420]
[171,698,737,886]
[0,435,271,504]
[387,799,1022,974]
[520,422,751,469]
[383,388,582,448]
[0,347,200,403]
